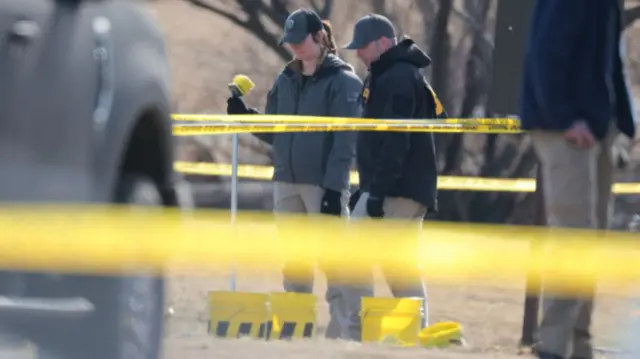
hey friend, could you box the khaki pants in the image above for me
[273,182,350,339]
[340,192,427,340]
[531,127,615,359]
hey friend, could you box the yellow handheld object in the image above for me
[418,321,464,348]
[228,74,255,97]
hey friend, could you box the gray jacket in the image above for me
[256,54,363,192]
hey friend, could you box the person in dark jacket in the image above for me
[520,1,637,359]
[226,8,362,339]
[340,13,444,340]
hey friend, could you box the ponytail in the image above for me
[321,20,338,54]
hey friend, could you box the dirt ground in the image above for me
[162,268,629,359]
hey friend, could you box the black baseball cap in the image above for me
[279,9,324,46]
[343,14,396,50]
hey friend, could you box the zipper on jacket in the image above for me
[289,79,303,183]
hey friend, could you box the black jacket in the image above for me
[519,0,636,140]
[356,38,441,211]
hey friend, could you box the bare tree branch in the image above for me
[262,0,292,27]
[185,0,335,63]
[187,0,246,28]
[450,6,494,50]
[424,0,453,109]
[310,0,333,18]
[370,0,403,33]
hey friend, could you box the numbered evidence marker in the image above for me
[208,291,270,339]
[207,291,316,340]
[268,292,316,340]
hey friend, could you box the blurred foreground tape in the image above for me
[174,161,640,194]
[0,206,638,295]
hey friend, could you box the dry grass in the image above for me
[163,268,629,359]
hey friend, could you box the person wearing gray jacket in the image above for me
[226,8,363,339]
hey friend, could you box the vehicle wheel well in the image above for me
[119,109,170,204]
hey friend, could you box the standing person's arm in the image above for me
[368,70,423,200]
[252,82,279,145]
[227,77,280,145]
[321,72,363,192]
[528,0,586,129]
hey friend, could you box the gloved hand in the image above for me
[366,195,384,218]
[320,189,342,216]
[348,189,361,212]
[227,96,258,115]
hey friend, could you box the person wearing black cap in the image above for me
[340,13,445,340]
[226,8,363,339]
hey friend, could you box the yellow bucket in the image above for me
[208,291,270,339]
[268,292,317,340]
[419,321,464,348]
[361,297,423,347]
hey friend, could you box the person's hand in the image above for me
[320,189,342,216]
[366,195,384,218]
[564,121,595,148]
[227,96,257,115]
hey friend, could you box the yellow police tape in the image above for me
[172,114,520,127]
[174,161,640,194]
[171,115,522,135]
[172,122,521,135]
[0,205,637,295]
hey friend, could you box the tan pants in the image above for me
[340,192,427,340]
[531,127,615,359]
[273,182,349,339]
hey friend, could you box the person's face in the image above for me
[286,34,320,61]
[356,40,380,67]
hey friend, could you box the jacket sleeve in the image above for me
[322,71,362,192]
[528,0,586,129]
[369,69,420,198]
[253,81,279,145]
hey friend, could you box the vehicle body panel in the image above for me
[0,0,176,204]
[0,3,177,354]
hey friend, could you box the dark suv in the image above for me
[0,0,182,358]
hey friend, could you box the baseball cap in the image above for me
[279,8,324,46]
[343,14,396,50]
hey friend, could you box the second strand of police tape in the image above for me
[171,118,639,193]
[174,161,640,194]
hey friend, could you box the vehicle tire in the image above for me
[97,174,165,359]
[36,174,166,359]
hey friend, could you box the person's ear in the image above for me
[380,37,391,49]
